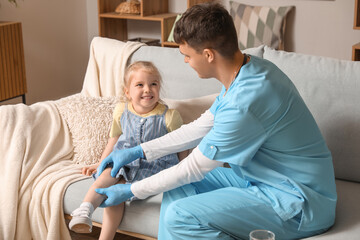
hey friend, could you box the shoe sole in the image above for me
[70,223,92,234]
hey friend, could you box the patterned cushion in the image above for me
[230,2,293,50]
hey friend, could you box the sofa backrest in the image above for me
[129,46,222,100]
[263,46,360,183]
[129,43,360,182]
[128,44,265,100]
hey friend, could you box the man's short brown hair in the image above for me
[173,2,239,59]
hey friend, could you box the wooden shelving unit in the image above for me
[98,0,177,47]
[353,0,360,60]
[0,22,27,103]
[98,0,212,47]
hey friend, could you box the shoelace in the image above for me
[70,207,91,217]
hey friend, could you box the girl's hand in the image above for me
[81,163,100,176]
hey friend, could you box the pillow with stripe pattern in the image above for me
[230,2,293,50]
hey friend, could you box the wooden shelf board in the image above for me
[188,0,214,8]
[162,41,179,47]
[352,42,360,61]
[99,12,178,21]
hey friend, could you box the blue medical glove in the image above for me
[97,145,144,178]
[95,184,134,207]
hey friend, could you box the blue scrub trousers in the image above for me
[158,167,327,240]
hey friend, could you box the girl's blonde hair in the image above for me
[122,61,163,101]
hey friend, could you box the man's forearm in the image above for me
[141,110,214,161]
[131,147,223,199]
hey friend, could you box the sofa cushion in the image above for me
[230,2,293,50]
[129,46,221,100]
[56,94,120,165]
[243,44,265,58]
[263,46,360,182]
[164,94,218,124]
[64,176,360,239]
[63,178,161,238]
[129,45,264,100]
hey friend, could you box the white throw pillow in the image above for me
[55,94,120,165]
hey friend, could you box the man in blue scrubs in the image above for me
[96,3,337,239]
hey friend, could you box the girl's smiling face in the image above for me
[124,70,160,115]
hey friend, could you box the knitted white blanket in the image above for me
[0,101,84,240]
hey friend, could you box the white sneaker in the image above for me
[69,202,94,233]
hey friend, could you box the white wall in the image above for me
[0,0,89,105]
[1,0,359,105]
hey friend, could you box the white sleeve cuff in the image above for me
[131,147,223,199]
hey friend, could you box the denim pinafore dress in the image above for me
[113,103,179,183]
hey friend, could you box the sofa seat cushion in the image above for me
[64,178,359,240]
[63,177,161,238]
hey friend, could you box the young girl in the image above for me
[69,61,187,239]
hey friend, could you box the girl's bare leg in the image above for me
[99,178,126,240]
[98,202,125,240]
[69,168,120,233]
[83,168,119,209]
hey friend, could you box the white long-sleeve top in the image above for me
[132,110,223,199]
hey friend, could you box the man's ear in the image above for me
[203,48,214,63]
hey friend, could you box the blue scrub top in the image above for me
[198,56,337,231]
